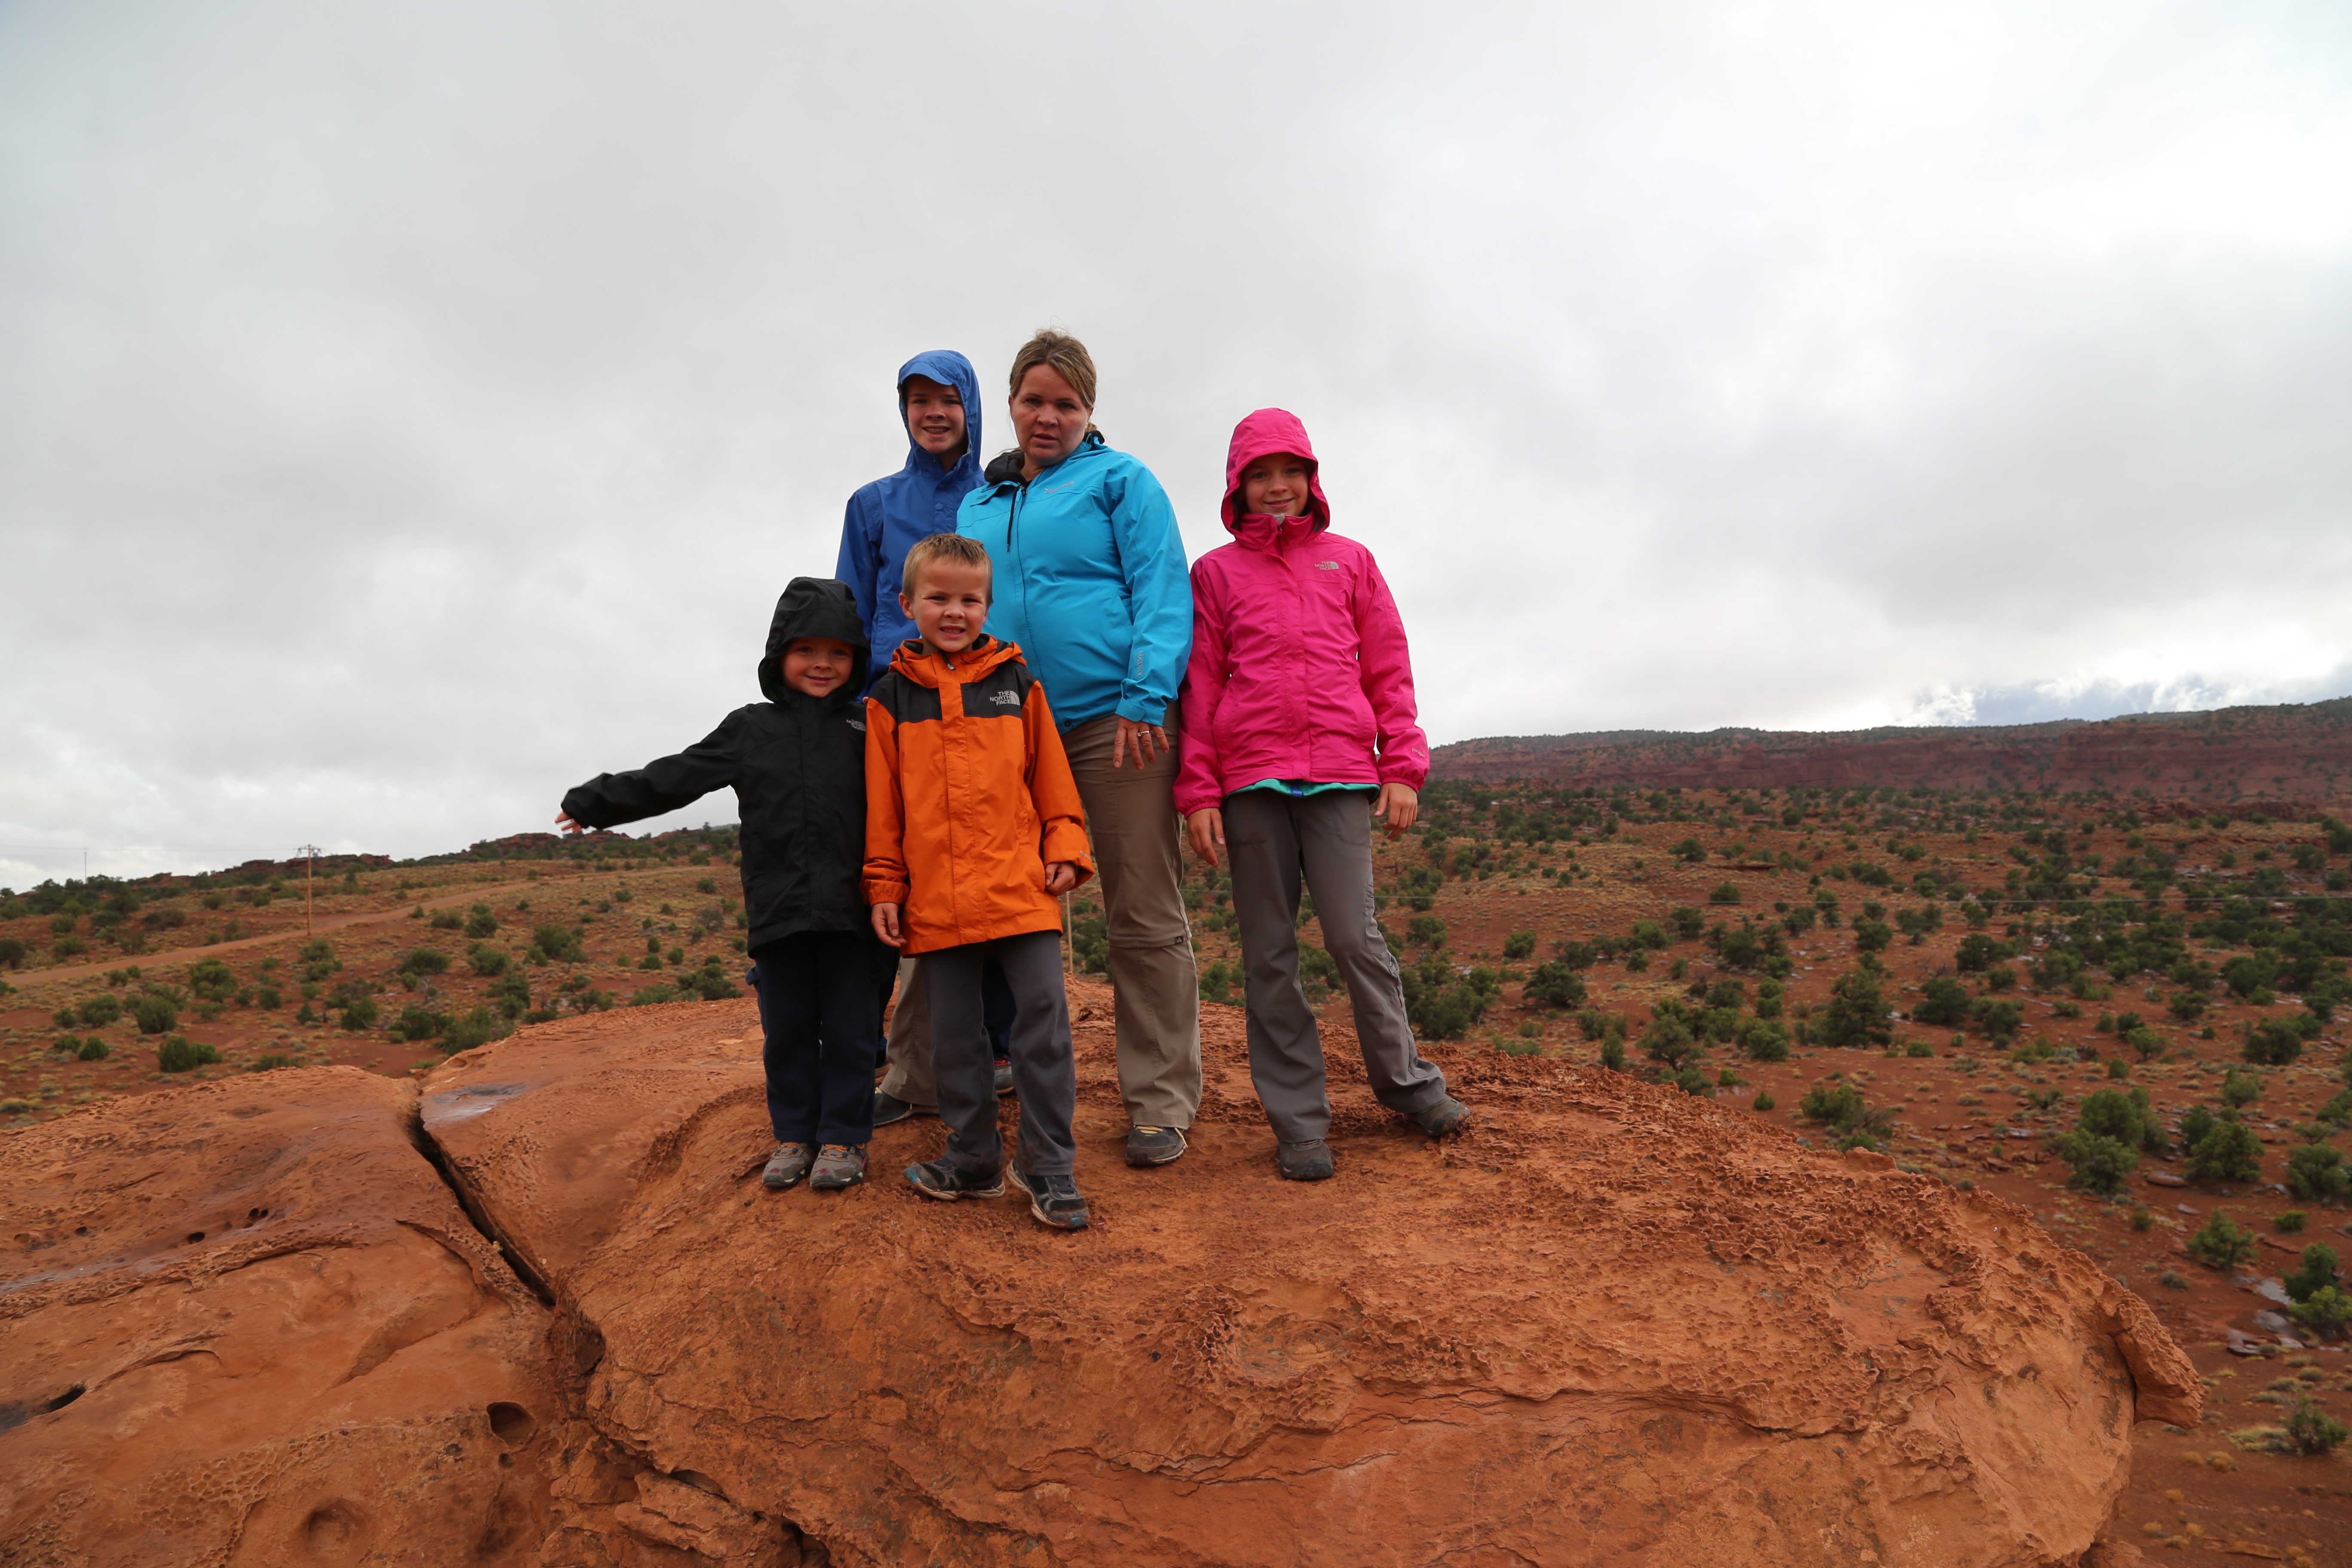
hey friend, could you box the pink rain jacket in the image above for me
[1175,408,1430,817]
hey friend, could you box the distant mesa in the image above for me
[1433,695,2352,804]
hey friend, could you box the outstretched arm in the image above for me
[559,713,745,833]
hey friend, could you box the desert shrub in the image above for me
[489,971,532,1019]
[1629,919,1668,950]
[1667,905,1706,941]
[390,1006,445,1041]
[54,936,87,957]
[2167,991,2208,1023]
[1669,837,1706,863]
[2290,1290,2352,1344]
[1816,970,1892,1050]
[0,937,26,970]
[1642,1014,1704,1072]
[2286,1142,2352,1205]
[1406,914,1448,949]
[2187,1120,2263,1184]
[1402,955,1501,1040]
[155,1035,220,1073]
[531,924,586,964]
[2286,1397,2351,1453]
[683,957,740,1001]
[1954,933,2011,973]
[1740,1019,1791,1062]
[1800,1081,1865,1125]
[1915,975,1971,1027]
[1752,1090,1776,1111]
[1598,1037,1626,1070]
[187,957,237,1002]
[2277,1210,2310,1233]
[1709,882,1740,905]
[76,1038,109,1061]
[2318,1090,2352,1128]
[2125,1025,2166,1061]
[1524,961,1587,1010]
[443,1006,505,1053]
[429,909,463,930]
[298,939,340,983]
[339,995,380,1031]
[250,1054,294,1072]
[1852,917,1892,954]
[2222,1067,2263,1110]
[2057,1132,2138,1196]
[2078,1086,2167,1152]
[130,994,177,1035]
[76,993,121,1028]
[1983,965,2017,992]
[2187,1210,2256,1270]
[1502,928,1537,961]
[631,983,681,1007]
[2245,1016,2308,1067]
[1754,977,1784,1019]
[464,903,499,939]
[468,943,510,977]
[2285,1243,2340,1302]
[395,946,450,986]
[1970,999,2025,1044]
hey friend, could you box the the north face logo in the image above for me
[988,690,1021,707]
[1315,560,1342,570]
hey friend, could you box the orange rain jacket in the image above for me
[863,635,1094,954]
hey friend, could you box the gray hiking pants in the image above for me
[926,929,1077,1178]
[1224,789,1449,1144]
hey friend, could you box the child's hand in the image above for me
[1185,808,1225,869]
[1044,862,1078,896]
[1376,783,1419,840]
[871,903,903,948]
[554,812,584,835]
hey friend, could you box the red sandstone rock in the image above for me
[0,1067,555,1565]
[417,987,2199,1568]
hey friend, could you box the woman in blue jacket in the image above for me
[958,330,1201,1167]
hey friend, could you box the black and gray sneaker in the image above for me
[811,1143,867,1190]
[1008,1164,1090,1231]
[1277,1139,1335,1181]
[992,1058,1015,1096]
[1124,1125,1187,1167]
[1415,1096,1471,1139]
[762,1142,814,1190]
[872,1090,935,1127]
[903,1158,1005,1200]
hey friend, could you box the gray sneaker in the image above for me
[1415,1096,1471,1139]
[811,1143,867,1190]
[761,1142,814,1190]
[1124,1125,1187,1167]
[1008,1164,1090,1231]
[872,1090,935,1127]
[1277,1139,1335,1181]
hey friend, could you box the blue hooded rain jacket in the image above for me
[835,350,984,692]
[956,430,1192,732]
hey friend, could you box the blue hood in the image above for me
[834,349,986,692]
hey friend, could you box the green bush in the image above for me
[1502,928,1537,961]
[76,993,121,1028]
[683,957,740,1001]
[532,924,586,964]
[468,943,509,977]
[1524,961,1588,1010]
[2222,1067,2263,1110]
[1852,917,1892,954]
[2285,1243,2340,1302]
[1905,1039,1935,1058]
[429,909,463,931]
[395,946,450,987]
[2277,1210,2310,1233]
[155,1035,220,1073]
[631,982,681,1007]
[464,903,499,939]
[2245,1016,2309,1067]
[1970,999,2025,1044]
[489,971,531,1019]
[2187,1120,2263,1184]
[1816,970,1892,1050]
[2289,1290,2352,1344]
[443,1005,505,1052]
[1406,914,1447,949]
[2057,1131,2138,1196]
[130,994,177,1035]
[391,1005,445,1042]
[2125,1025,2166,1061]
[2186,1210,2256,1270]
[1915,975,1971,1026]
[1740,1019,1791,1062]
[0,937,26,970]
[2286,1142,2352,1205]
[1642,1014,1704,1072]
[1800,1082,1865,1125]
[1629,919,1668,950]
[1709,882,1740,905]
[1598,1037,1626,1070]
[339,995,380,1032]
[2077,1086,2167,1152]
[297,938,340,983]
[1667,905,1706,941]
[1752,1090,1776,1111]
[76,1038,109,1061]
[2286,1396,2351,1452]
[250,1053,294,1072]
[1401,955,1501,1040]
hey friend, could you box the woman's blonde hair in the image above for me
[1008,329,1098,420]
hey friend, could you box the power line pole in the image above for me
[297,845,322,936]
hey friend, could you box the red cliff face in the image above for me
[1432,698,2352,802]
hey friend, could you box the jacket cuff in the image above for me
[863,877,910,907]
[1115,697,1168,727]
[1173,787,1220,818]
[1377,760,1428,790]
[1041,825,1095,882]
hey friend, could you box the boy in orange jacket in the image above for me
[865,533,1096,1231]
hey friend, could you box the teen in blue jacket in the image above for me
[835,350,984,694]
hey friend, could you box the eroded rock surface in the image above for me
[414,986,2199,1568]
[0,1067,555,1565]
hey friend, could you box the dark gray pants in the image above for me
[925,929,1077,1177]
[1225,789,1449,1144]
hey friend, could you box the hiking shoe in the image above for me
[872,1090,934,1127]
[1124,1125,1187,1167]
[903,1158,1005,1200]
[761,1142,814,1190]
[993,1058,1015,1097]
[811,1143,867,1190]
[1415,1096,1472,1139]
[1277,1139,1335,1181]
[1008,1164,1090,1231]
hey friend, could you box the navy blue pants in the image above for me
[747,931,891,1146]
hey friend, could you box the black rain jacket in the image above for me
[560,578,876,951]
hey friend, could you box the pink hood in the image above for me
[1176,410,1428,816]
[1220,406,1331,534]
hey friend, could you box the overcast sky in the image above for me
[3,0,2349,882]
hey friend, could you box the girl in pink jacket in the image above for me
[1178,409,1469,1180]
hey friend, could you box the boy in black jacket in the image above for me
[558,577,892,1191]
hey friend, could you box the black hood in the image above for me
[759,577,867,703]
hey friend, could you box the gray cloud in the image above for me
[4,0,2349,883]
